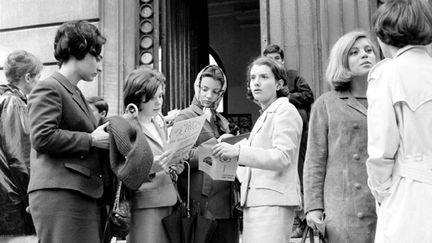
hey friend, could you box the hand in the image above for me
[212,142,239,161]
[91,122,110,149]
[217,133,234,143]
[151,150,174,173]
[170,162,185,174]
[306,210,324,231]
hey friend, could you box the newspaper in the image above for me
[167,115,206,165]
[197,134,248,181]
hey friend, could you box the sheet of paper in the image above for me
[198,138,238,181]
[167,115,206,165]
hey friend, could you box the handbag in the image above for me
[104,179,131,240]
[300,226,326,243]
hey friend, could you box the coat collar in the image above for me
[140,115,167,149]
[336,90,367,116]
[394,45,425,59]
[52,72,97,127]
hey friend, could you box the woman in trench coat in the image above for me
[304,30,378,243]
[367,0,432,242]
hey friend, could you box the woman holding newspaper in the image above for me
[123,67,179,243]
[212,57,303,243]
[174,65,240,243]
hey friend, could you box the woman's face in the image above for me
[140,84,164,118]
[249,64,282,109]
[199,76,222,108]
[77,52,102,82]
[348,38,376,77]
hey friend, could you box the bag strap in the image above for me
[113,180,123,211]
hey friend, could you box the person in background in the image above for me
[174,65,239,243]
[27,20,110,243]
[212,57,302,243]
[304,30,378,242]
[87,96,109,125]
[367,0,432,242]
[0,50,42,242]
[123,67,178,243]
[263,44,314,237]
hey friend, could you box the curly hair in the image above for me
[246,57,290,101]
[4,50,43,84]
[54,20,106,65]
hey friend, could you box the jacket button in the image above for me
[353,154,360,160]
[98,174,102,178]
[355,183,361,189]
[357,212,364,219]
[353,123,360,129]
[80,155,85,160]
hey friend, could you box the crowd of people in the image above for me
[1,0,432,243]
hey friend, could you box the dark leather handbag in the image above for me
[301,226,326,243]
[104,180,131,240]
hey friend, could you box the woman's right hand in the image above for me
[306,209,324,231]
[151,150,173,173]
[91,122,110,149]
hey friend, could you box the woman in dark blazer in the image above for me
[174,65,239,243]
[27,20,110,243]
[303,31,378,243]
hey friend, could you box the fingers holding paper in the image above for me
[212,142,240,161]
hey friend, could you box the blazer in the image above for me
[175,104,234,219]
[132,115,177,209]
[304,90,376,243]
[27,72,105,199]
[237,97,302,207]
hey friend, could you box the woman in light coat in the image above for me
[367,0,432,242]
[213,57,302,243]
[124,67,177,243]
[304,30,378,243]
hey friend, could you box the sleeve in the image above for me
[0,95,31,196]
[287,70,314,107]
[28,81,92,155]
[366,63,400,203]
[238,104,302,171]
[303,96,328,212]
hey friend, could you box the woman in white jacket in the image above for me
[366,0,432,242]
[212,57,302,243]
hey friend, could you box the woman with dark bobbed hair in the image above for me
[27,20,110,243]
[212,57,302,242]
[366,0,432,242]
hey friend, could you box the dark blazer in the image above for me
[28,72,104,199]
[175,105,234,219]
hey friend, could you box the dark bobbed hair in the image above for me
[199,65,226,88]
[123,67,166,110]
[4,50,43,84]
[263,44,285,60]
[54,20,106,65]
[373,0,432,48]
[87,96,109,114]
[246,57,290,101]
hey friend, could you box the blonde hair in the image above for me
[325,30,378,90]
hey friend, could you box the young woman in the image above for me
[28,20,110,243]
[0,50,42,241]
[123,67,177,243]
[174,65,239,243]
[303,31,378,242]
[367,0,432,242]
[212,57,302,243]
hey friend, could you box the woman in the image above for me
[124,67,177,243]
[303,31,378,243]
[0,50,42,241]
[212,57,302,243]
[367,0,432,242]
[174,65,239,243]
[28,20,110,243]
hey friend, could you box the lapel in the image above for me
[337,90,367,116]
[141,116,167,150]
[52,72,97,127]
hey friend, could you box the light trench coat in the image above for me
[367,45,432,242]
